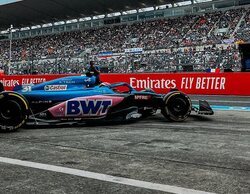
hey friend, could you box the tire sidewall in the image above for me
[162,92,191,121]
[0,92,29,132]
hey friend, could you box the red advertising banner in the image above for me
[0,74,67,90]
[1,73,250,96]
[103,73,250,96]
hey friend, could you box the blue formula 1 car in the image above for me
[0,74,213,132]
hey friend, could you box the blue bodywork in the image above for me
[14,76,117,101]
[13,75,144,103]
[13,75,161,117]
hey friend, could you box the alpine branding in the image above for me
[84,78,92,82]
[44,85,67,91]
[66,99,112,116]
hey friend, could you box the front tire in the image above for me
[161,91,191,121]
[0,92,29,132]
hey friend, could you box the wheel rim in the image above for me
[166,95,190,119]
[0,100,22,122]
[169,97,187,115]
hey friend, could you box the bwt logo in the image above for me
[66,100,112,116]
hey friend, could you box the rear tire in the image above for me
[161,92,191,121]
[0,92,29,132]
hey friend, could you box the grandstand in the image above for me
[0,0,249,74]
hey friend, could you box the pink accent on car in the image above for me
[48,102,66,118]
[48,95,124,118]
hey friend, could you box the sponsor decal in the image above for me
[21,78,46,85]
[130,76,226,91]
[134,95,151,100]
[66,99,112,116]
[180,77,226,90]
[130,77,176,89]
[0,78,20,87]
[59,80,76,84]
[31,100,52,104]
[44,85,67,91]
[38,112,47,118]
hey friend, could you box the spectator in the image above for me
[86,60,101,85]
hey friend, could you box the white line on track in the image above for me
[0,156,215,194]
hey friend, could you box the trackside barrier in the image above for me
[0,73,250,96]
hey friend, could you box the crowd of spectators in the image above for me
[235,8,250,41]
[95,45,241,73]
[7,44,240,74]
[0,6,249,74]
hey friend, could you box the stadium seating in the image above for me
[0,6,249,74]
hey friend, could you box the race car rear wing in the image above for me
[192,100,214,115]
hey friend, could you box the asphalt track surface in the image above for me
[0,95,249,194]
